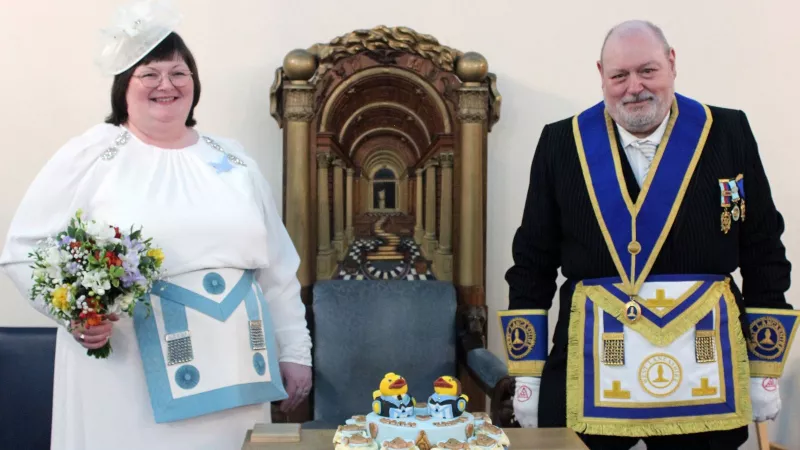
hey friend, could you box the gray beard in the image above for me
[609,94,671,134]
[618,106,661,132]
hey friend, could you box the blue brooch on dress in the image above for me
[210,154,234,173]
[202,136,246,174]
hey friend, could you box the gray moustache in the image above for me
[623,95,655,104]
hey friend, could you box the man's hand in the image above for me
[513,376,541,428]
[279,361,312,413]
[752,377,781,422]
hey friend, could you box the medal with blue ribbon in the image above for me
[727,179,741,222]
[735,174,746,221]
[719,179,732,234]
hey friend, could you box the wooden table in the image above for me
[242,428,589,450]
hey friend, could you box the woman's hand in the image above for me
[71,314,119,350]
[279,361,312,413]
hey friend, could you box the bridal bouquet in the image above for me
[28,210,164,358]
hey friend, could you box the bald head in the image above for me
[600,20,671,64]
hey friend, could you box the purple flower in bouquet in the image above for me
[65,261,81,276]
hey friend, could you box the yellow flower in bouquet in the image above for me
[146,248,165,264]
[51,286,71,312]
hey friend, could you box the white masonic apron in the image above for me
[133,268,286,423]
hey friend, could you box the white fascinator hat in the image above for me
[95,0,183,75]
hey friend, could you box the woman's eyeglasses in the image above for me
[134,70,193,88]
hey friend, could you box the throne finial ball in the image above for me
[455,52,488,82]
[283,49,317,81]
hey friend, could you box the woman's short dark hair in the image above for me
[104,32,201,127]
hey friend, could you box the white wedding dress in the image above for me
[0,123,311,450]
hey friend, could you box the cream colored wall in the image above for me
[1,0,797,447]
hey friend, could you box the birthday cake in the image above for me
[333,373,509,450]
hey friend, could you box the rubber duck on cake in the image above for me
[427,376,469,419]
[372,372,416,419]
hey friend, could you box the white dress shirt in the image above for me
[617,113,670,187]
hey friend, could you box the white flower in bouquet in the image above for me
[86,219,118,245]
[108,292,136,315]
[81,269,111,296]
[44,247,70,281]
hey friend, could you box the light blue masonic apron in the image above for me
[133,268,287,423]
[566,93,752,437]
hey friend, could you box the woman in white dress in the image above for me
[0,2,311,449]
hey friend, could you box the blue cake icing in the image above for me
[334,373,509,450]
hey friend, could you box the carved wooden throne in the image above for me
[270,26,502,421]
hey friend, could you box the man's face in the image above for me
[598,28,677,135]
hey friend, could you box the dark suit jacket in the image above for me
[505,102,792,356]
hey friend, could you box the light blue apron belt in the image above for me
[162,300,193,365]
[154,270,254,320]
[244,288,266,350]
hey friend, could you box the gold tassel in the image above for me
[602,333,625,366]
[695,330,716,363]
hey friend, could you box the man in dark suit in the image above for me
[501,20,794,449]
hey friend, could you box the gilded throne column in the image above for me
[331,159,346,260]
[423,160,439,257]
[433,153,454,281]
[456,54,489,288]
[281,50,317,292]
[346,168,355,244]
[316,153,337,279]
[414,168,424,244]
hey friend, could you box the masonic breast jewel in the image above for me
[718,176,746,234]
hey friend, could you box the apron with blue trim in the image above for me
[133,268,287,423]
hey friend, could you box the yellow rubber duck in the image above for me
[372,372,416,418]
[428,376,469,418]
[373,372,409,399]
[433,376,468,401]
